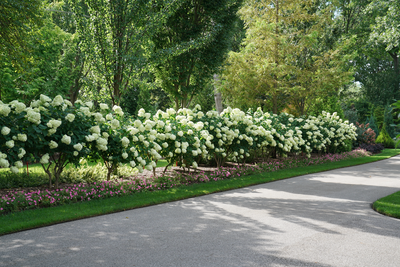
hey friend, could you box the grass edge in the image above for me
[1,149,399,236]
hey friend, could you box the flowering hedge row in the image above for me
[0,95,357,187]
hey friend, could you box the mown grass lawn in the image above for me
[373,191,400,219]
[0,149,399,236]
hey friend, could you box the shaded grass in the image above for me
[1,149,399,236]
[373,191,400,219]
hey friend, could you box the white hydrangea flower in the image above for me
[65,113,75,122]
[52,95,64,106]
[79,106,91,116]
[40,94,52,103]
[130,161,136,167]
[96,137,108,146]
[6,140,14,148]
[47,128,57,136]
[26,109,41,124]
[1,126,10,135]
[17,133,27,142]
[0,158,9,168]
[122,152,128,159]
[11,101,26,113]
[0,104,11,117]
[10,166,19,174]
[61,135,71,145]
[49,140,58,149]
[85,101,93,109]
[90,126,101,134]
[111,119,120,129]
[93,112,104,122]
[64,99,73,107]
[18,148,26,159]
[106,113,113,120]
[97,144,108,151]
[49,119,62,128]
[121,137,130,148]
[100,103,109,110]
[40,153,50,164]
[73,151,79,156]
[15,161,23,168]
[73,143,83,151]
[113,105,124,116]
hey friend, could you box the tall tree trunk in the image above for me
[273,0,279,115]
[273,94,278,114]
[389,51,399,94]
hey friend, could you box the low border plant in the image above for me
[0,148,370,215]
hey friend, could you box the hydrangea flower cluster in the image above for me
[0,96,357,187]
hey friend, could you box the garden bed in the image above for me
[0,148,372,215]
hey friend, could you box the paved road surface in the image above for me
[1,156,400,267]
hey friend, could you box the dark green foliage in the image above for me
[359,143,384,154]
[356,56,400,106]
[334,139,353,153]
[0,0,43,63]
[152,0,243,109]
[374,106,385,129]
[342,103,358,124]
[190,81,216,112]
[121,80,172,117]
[0,171,48,189]
[308,96,346,120]
[384,105,396,138]
[375,124,395,148]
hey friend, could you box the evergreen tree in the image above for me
[384,105,396,138]
[221,0,353,114]
[366,113,380,137]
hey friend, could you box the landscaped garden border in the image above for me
[0,149,398,236]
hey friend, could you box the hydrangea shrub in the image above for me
[1,96,357,187]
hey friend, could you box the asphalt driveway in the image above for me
[1,156,400,267]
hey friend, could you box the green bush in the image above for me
[353,122,376,147]
[375,124,395,148]
[60,163,137,184]
[335,139,353,153]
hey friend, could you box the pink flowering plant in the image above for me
[0,148,370,215]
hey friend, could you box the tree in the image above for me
[69,0,182,106]
[47,0,91,104]
[0,0,43,62]
[220,0,353,114]
[0,18,73,103]
[151,0,243,110]
[367,0,400,96]
[332,0,400,106]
